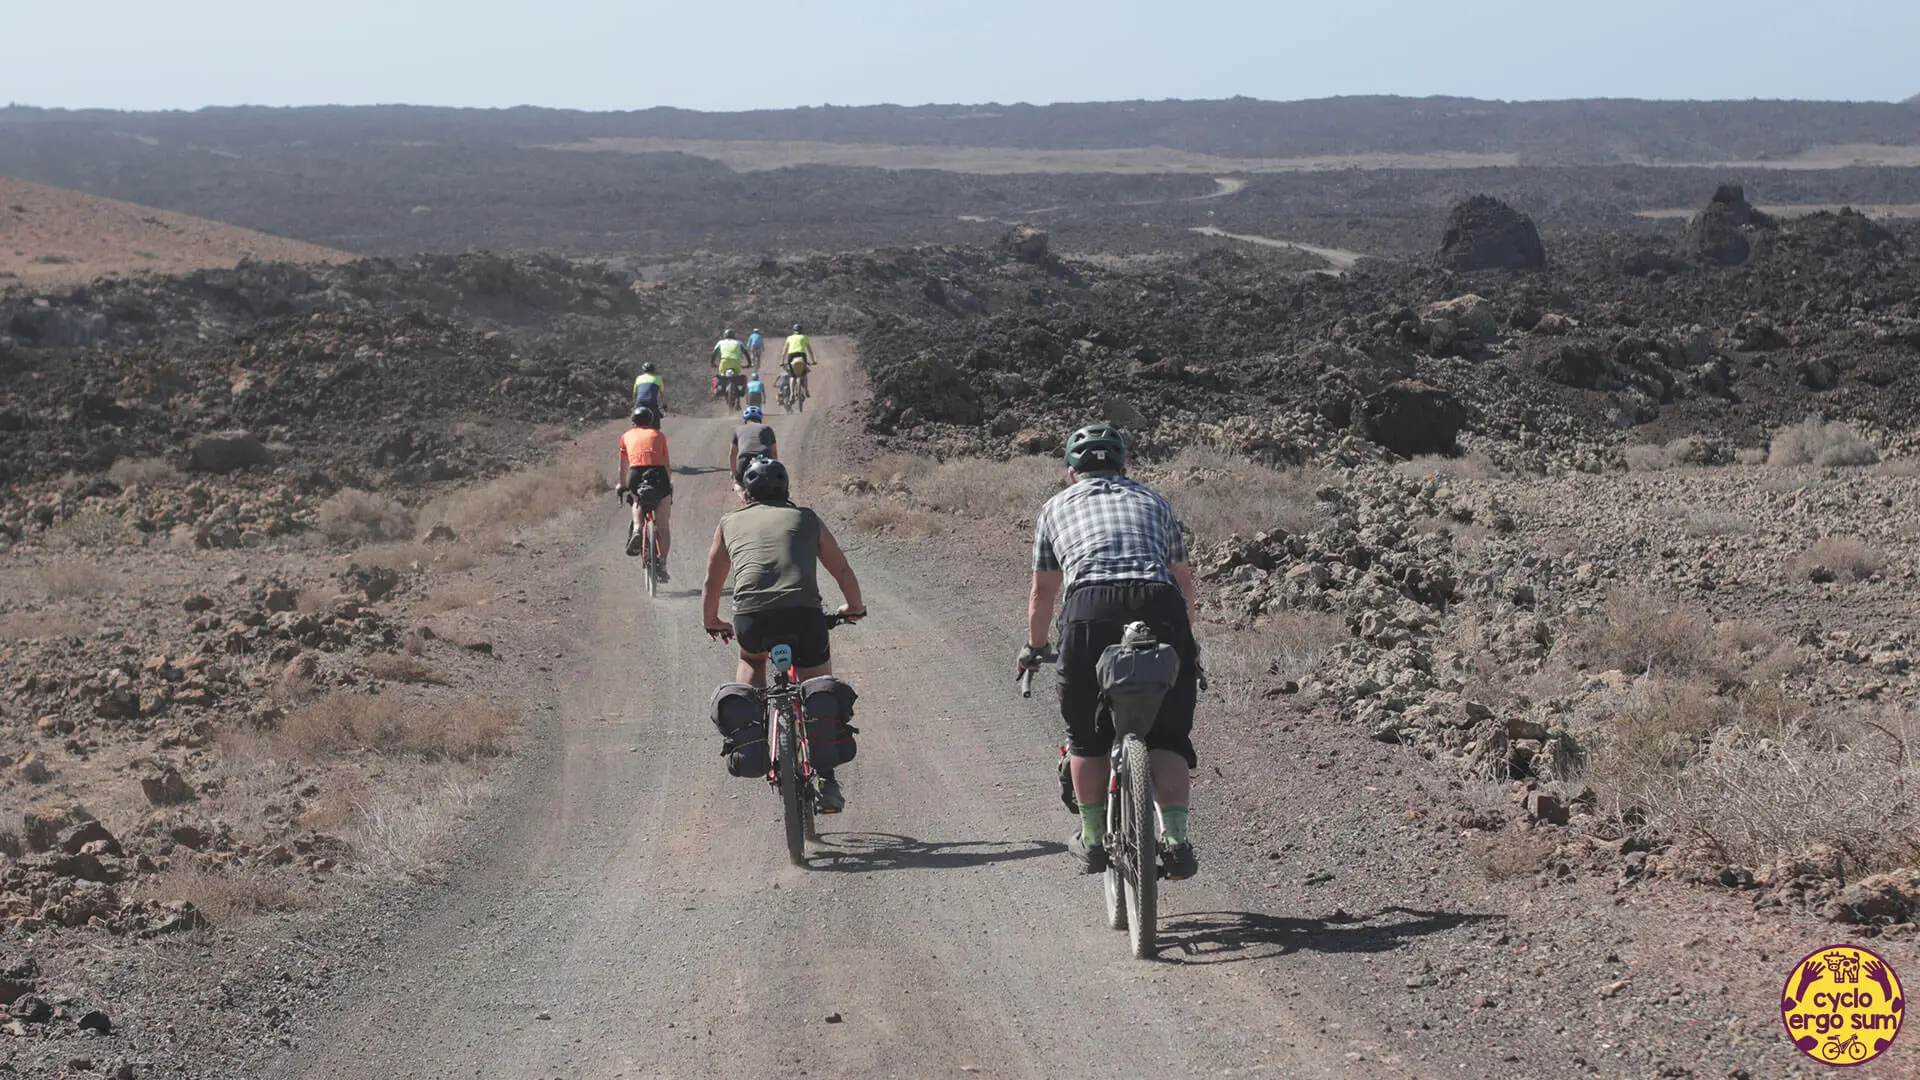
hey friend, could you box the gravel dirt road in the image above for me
[256,344,1913,1080]
[265,345,1396,1080]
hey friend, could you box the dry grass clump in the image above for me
[1639,711,1919,876]
[272,692,514,760]
[106,456,182,487]
[0,610,89,641]
[1396,451,1504,481]
[360,655,445,685]
[1792,537,1886,582]
[1875,456,1920,477]
[145,863,306,925]
[34,561,121,599]
[417,459,601,547]
[1766,417,1879,468]
[317,489,415,543]
[1572,590,1713,676]
[1208,613,1348,691]
[1154,446,1322,542]
[46,509,138,549]
[1623,436,1730,472]
[841,455,1056,536]
[1670,507,1749,537]
[416,584,495,615]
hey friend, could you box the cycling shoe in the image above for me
[1068,833,1108,874]
[1162,841,1199,881]
[816,778,846,813]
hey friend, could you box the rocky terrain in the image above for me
[4,164,1920,1075]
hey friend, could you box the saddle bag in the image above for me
[1096,623,1181,739]
[709,682,768,778]
[800,676,860,771]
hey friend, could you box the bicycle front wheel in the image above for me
[778,721,805,866]
[1122,736,1158,959]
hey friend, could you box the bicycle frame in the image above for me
[764,644,813,791]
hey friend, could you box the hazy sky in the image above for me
[5,0,1917,111]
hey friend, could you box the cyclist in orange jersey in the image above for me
[616,407,674,579]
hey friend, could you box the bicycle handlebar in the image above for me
[705,609,866,644]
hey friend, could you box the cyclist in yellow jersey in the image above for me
[712,328,749,398]
[783,323,814,393]
[632,362,665,414]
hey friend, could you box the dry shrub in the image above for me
[106,456,182,487]
[348,774,485,879]
[1625,437,1729,472]
[1573,590,1712,676]
[848,501,940,538]
[1792,537,1886,582]
[361,655,444,685]
[34,561,120,599]
[1875,456,1920,478]
[417,459,601,548]
[274,692,514,760]
[1670,507,1749,537]
[918,456,1060,519]
[1766,417,1879,468]
[1397,451,1503,481]
[1644,711,1920,875]
[0,611,89,641]
[317,489,414,543]
[1154,446,1322,542]
[145,863,305,924]
[1208,612,1347,694]
[46,509,137,549]
[1622,444,1675,472]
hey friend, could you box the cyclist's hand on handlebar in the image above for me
[836,603,866,622]
[1017,643,1056,676]
[705,619,734,643]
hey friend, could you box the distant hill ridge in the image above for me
[4,96,1918,163]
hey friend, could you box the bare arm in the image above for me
[728,442,738,476]
[701,525,732,630]
[1028,570,1063,648]
[817,522,864,613]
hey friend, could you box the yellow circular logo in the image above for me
[1781,945,1905,1066]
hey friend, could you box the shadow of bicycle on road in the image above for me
[1159,906,1499,966]
[672,465,729,476]
[809,832,1065,873]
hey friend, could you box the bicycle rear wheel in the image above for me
[1122,736,1158,959]
[777,720,805,866]
[642,519,658,598]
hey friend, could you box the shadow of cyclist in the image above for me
[808,832,1064,873]
[1159,906,1498,966]
[672,465,729,476]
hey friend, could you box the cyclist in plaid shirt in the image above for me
[1020,424,1201,880]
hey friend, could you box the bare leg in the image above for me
[1069,753,1110,805]
[654,496,672,560]
[736,652,768,688]
[1149,749,1190,806]
[794,662,833,681]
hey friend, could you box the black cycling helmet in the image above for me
[723,327,737,338]
[741,456,790,503]
[631,406,657,428]
[641,361,656,373]
[1064,424,1126,472]
[791,322,804,333]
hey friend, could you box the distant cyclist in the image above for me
[700,457,866,809]
[1017,424,1200,880]
[784,323,814,394]
[729,406,777,488]
[713,328,749,398]
[745,370,767,409]
[632,362,665,416]
[615,407,673,579]
[746,328,765,371]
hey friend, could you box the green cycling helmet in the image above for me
[1064,424,1126,472]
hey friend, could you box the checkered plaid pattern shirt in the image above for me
[1032,474,1188,592]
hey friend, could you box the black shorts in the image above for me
[1056,581,1198,767]
[734,606,830,669]
[625,466,672,509]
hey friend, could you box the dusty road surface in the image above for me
[267,344,1397,1080]
[257,343,1901,1080]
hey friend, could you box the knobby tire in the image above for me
[642,519,658,598]
[778,720,805,866]
[1123,736,1158,959]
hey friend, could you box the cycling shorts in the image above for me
[734,606,830,669]
[1055,581,1198,767]
[625,466,673,509]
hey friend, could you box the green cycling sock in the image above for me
[1078,802,1106,849]
[1160,806,1190,846]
